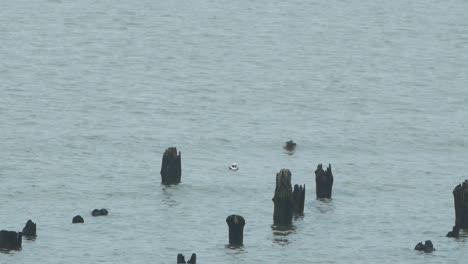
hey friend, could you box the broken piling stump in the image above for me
[292,184,305,215]
[72,215,84,224]
[0,230,22,250]
[22,219,36,237]
[177,253,196,263]
[92,208,109,216]
[452,180,468,229]
[315,164,334,199]
[414,240,434,253]
[272,169,294,225]
[161,147,182,185]
[177,253,186,263]
[226,215,245,246]
[187,253,196,263]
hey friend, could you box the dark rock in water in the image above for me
[22,219,36,237]
[177,253,186,263]
[284,140,297,151]
[92,208,109,216]
[0,230,22,250]
[226,215,245,246]
[72,215,84,223]
[315,163,334,199]
[161,147,182,185]
[414,240,435,253]
[446,225,459,238]
[187,253,196,264]
[452,180,468,229]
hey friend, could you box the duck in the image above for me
[284,140,297,151]
[229,163,239,171]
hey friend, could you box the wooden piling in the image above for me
[453,180,468,229]
[177,253,186,263]
[272,169,294,225]
[22,219,36,237]
[187,253,196,263]
[0,230,22,250]
[226,215,245,246]
[315,164,334,199]
[292,184,305,215]
[161,147,182,185]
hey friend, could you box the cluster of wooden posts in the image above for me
[162,145,333,263]
[2,143,465,261]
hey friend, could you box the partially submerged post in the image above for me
[22,219,36,237]
[272,169,294,225]
[292,184,305,215]
[226,215,245,246]
[72,215,84,224]
[161,147,182,185]
[315,164,334,199]
[452,180,468,229]
[92,208,109,216]
[177,253,186,263]
[177,253,196,264]
[0,230,22,250]
[187,254,196,264]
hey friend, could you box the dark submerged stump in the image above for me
[22,220,36,237]
[292,184,305,215]
[177,253,186,263]
[92,208,109,216]
[226,215,245,246]
[72,215,84,223]
[453,180,468,229]
[187,253,196,264]
[315,164,334,199]
[161,147,182,185]
[272,169,294,225]
[100,208,109,215]
[0,230,22,250]
[414,240,434,253]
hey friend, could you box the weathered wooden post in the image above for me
[177,253,196,263]
[452,180,468,229]
[187,253,196,263]
[22,219,36,237]
[315,164,334,199]
[272,169,294,225]
[226,215,245,246]
[177,253,186,263]
[292,184,305,215]
[161,147,182,185]
[0,230,22,250]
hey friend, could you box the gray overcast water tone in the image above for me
[1,0,468,263]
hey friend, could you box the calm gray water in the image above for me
[1,0,468,263]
